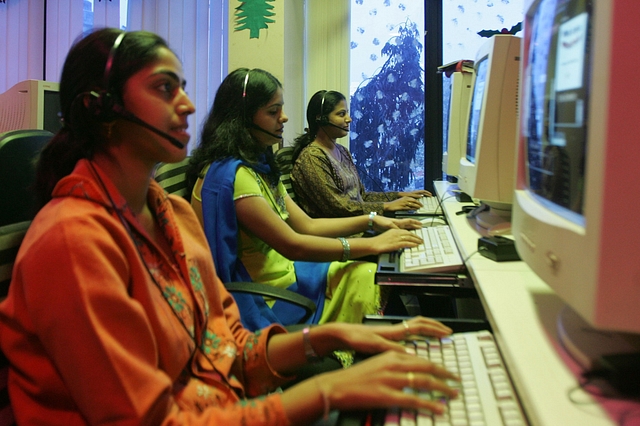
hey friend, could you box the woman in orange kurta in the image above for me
[0,28,458,425]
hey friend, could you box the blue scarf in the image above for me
[200,157,329,330]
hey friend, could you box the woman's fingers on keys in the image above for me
[398,371,459,397]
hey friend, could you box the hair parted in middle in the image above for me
[187,68,283,190]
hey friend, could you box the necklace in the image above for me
[314,140,342,163]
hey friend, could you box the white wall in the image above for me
[226,0,350,147]
[0,0,349,147]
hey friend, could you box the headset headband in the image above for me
[104,32,127,91]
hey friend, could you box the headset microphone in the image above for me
[316,91,349,132]
[112,104,185,149]
[241,70,283,140]
[250,123,283,140]
[324,121,349,132]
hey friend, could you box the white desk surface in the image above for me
[434,181,640,426]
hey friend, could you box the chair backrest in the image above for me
[154,157,191,201]
[275,146,296,202]
[0,346,15,426]
[0,221,30,299]
[0,130,54,227]
[0,220,28,426]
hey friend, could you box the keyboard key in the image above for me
[383,331,528,426]
[400,226,463,274]
[417,196,443,215]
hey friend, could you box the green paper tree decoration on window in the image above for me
[235,0,276,39]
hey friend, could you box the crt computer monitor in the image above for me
[442,70,474,180]
[458,34,521,230]
[512,0,640,371]
[0,79,62,134]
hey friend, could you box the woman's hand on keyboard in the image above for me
[370,214,422,233]
[391,217,423,230]
[366,316,454,343]
[384,196,425,212]
[314,350,459,415]
[278,320,459,423]
[399,189,432,199]
[322,317,453,356]
[368,228,423,253]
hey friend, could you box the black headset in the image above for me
[242,69,251,124]
[87,31,127,122]
[316,90,330,126]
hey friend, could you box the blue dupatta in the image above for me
[200,157,329,331]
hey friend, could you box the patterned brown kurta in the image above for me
[291,144,398,218]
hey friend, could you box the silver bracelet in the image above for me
[316,378,330,419]
[368,211,377,230]
[302,326,322,363]
[338,237,350,262]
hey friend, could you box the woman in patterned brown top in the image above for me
[291,90,432,219]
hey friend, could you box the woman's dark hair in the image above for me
[292,90,346,162]
[33,28,170,209]
[187,68,283,191]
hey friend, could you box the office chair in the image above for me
[154,157,192,201]
[0,129,50,425]
[0,130,54,227]
[274,146,296,202]
[0,221,30,299]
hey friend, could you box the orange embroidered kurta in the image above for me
[0,159,291,425]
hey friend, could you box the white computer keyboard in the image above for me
[401,225,463,274]
[384,330,528,426]
[416,196,442,215]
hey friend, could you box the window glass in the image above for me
[83,0,129,32]
[349,0,425,192]
[442,0,524,178]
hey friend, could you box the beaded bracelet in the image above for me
[338,237,350,262]
[368,211,377,230]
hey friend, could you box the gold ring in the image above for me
[402,319,410,337]
[407,371,415,389]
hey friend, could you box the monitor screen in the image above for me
[513,0,640,371]
[43,89,63,134]
[465,58,488,164]
[525,0,587,224]
[457,34,521,230]
[443,79,452,155]
[442,70,474,179]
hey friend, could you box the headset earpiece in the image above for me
[87,90,119,122]
[86,31,126,122]
[316,90,329,126]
